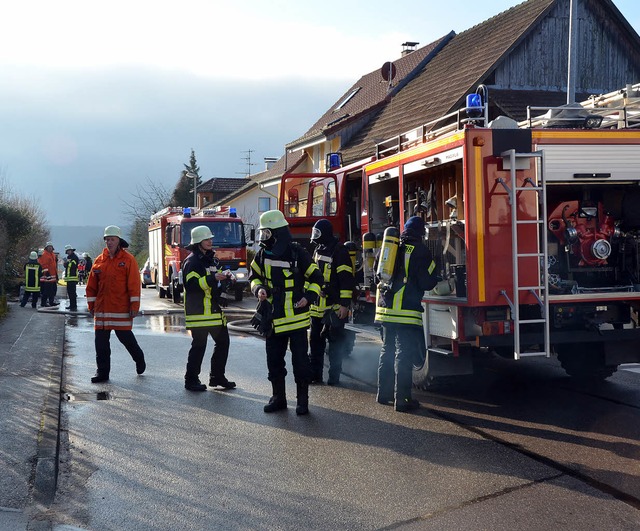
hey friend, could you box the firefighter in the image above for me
[308,219,355,385]
[86,226,146,383]
[249,209,323,415]
[375,216,437,412]
[182,225,236,392]
[63,244,80,311]
[82,253,93,284]
[20,251,42,308]
[38,242,58,307]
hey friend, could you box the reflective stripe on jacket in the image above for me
[309,241,355,318]
[375,240,437,327]
[86,247,140,330]
[183,249,227,329]
[249,243,323,334]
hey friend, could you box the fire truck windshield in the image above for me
[182,222,244,248]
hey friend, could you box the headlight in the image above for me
[235,272,246,279]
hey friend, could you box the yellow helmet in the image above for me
[258,210,288,230]
[190,225,214,245]
[104,225,122,238]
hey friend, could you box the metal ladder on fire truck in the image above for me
[498,150,550,360]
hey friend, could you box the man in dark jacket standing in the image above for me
[375,216,437,412]
[308,219,355,385]
[20,251,42,308]
[249,209,324,415]
[63,244,80,311]
[182,225,236,392]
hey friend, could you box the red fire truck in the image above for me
[282,83,640,383]
[148,206,254,303]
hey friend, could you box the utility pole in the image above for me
[237,149,257,177]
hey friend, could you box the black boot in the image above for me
[264,379,287,413]
[185,379,207,392]
[295,382,309,416]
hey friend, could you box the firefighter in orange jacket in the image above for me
[86,225,146,383]
[38,242,58,307]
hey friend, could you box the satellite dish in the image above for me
[381,61,397,82]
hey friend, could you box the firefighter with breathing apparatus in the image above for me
[375,216,437,412]
[249,209,324,415]
[308,219,356,385]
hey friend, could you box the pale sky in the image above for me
[1,0,639,226]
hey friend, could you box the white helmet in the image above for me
[64,244,75,252]
[103,225,122,238]
[29,251,38,260]
[258,209,288,230]
[190,225,214,245]
[45,241,54,249]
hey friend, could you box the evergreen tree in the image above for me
[170,149,203,207]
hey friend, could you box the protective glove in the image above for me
[251,300,273,337]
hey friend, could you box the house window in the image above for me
[258,197,270,212]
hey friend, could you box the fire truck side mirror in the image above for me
[249,227,256,244]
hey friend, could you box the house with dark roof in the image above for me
[212,0,640,224]
[342,0,640,165]
[196,177,249,208]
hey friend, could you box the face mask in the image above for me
[258,228,272,242]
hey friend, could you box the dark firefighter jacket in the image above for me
[309,239,355,318]
[375,235,437,327]
[24,260,42,292]
[249,243,323,334]
[182,248,227,329]
[65,252,79,282]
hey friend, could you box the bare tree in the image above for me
[121,176,172,256]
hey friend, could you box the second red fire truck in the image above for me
[148,206,254,303]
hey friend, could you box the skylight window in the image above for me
[334,87,360,111]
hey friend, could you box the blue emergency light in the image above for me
[183,207,192,217]
[466,93,483,118]
[230,207,237,218]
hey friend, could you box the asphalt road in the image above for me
[2,285,639,530]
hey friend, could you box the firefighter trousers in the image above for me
[378,323,422,403]
[266,328,311,384]
[20,291,39,308]
[309,315,347,382]
[66,281,77,310]
[95,329,145,377]
[185,326,230,383]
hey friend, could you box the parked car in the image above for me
[140,258,153,288]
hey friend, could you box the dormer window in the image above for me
[334,87,361,111]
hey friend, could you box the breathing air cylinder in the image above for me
[344,241,357,276]
[362,232,376,286]
[376,227,400,289]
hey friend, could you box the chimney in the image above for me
[264,157,278,171]
[401,41,419,57]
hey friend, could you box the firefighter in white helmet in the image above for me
[63,244,80,311]
[248,209,324,415]
[86,225,146,383]
[181,225,236,392]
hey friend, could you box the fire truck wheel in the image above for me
[557,344,618,380]
[171,278,181,304]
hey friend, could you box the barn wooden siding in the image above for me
[493,0,640,93]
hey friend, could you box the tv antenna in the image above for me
[237,149,258,177]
